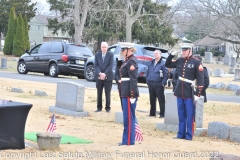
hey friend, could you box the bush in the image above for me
[196,48,206,56]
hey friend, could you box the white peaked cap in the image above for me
[180,43,194,48]
[118,42,135,49]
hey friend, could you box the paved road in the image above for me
[0,71,239,103]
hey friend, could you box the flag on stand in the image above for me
[135,122,143,141]
[46,113,56,132]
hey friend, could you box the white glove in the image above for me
[171,50,180,56]
[118,52,124,60]
[194,95,200,102]
[130,98,136,104]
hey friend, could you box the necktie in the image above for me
[102,55,105,62]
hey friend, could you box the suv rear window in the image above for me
[67,45,93,57]
[142,47,169,59]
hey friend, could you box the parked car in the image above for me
[17,42,93,78]
[84,43,169,83]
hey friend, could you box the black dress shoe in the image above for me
[159,115,164,118]
[173,137,184,139]
[106,110,110,113]
[147,114,156,117]
[95,109,102,112]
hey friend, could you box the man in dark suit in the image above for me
[94,42,114,112]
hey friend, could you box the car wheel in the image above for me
[17,61,28,74]
[84,65,95,81]
[49,63,59,77]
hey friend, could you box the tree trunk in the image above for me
[74,0,81,44]
[74,0,88,44]
[126,17,133,42]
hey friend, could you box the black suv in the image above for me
[17,42,93,78]
[84,43,169,83]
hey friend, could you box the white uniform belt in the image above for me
[121,77,130,81]
[179,76,194,85]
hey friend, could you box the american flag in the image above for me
[46,113,56,132]
[135,122,143,141]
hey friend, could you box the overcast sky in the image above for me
[31,0,50,15]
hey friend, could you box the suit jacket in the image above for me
[94,51,114,81]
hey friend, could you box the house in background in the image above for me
[193,36,237,57]
[28,15,72,47]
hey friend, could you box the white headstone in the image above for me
[1,57,7,69]
[204,52,213,63]
[230,56,236,67]
[224,55,231,66]
[214,68,224,77]
[234,69,240,81]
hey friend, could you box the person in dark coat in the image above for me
[165,43,204,141]
[118,42,139,145]
[94,42,114,112]
[146,50,168,118]
[115,52,124,109]
[195,57,209,103]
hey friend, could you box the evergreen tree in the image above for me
[13,14,25,56]
[0,0,36,36]
[24,15,30,50]
[3,7,16,55]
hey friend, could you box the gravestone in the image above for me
[230,56,236,67]
[214,68,224,77]
[49,81,88,117]
[208,122,230,139]
[224,55,231,66]
[229,67,235,74]
[156,92,205,134]
[230,126,240,143]
[207,68,213,76]
[1,57,7,69]
[226,84,239,91]
[234,69,240,81]
[164,92,178,125]
[11,88,24,93]
[234,87,240,95]
[115,112,123,123]
[217,56,223,62]
[204,52,213,63]
[35,90,48,96]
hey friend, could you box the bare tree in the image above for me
[74,0,88,44]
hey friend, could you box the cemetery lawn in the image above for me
[0,77,239,160]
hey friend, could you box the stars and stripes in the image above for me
[46,113,56,132]
[135,122,143,141]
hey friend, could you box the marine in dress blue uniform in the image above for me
[165,43,204,140]
[118,42,139,145]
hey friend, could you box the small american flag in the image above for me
[135,122,143,141]
[46,113,56,132]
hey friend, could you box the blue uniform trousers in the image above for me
[177,98,195,140]
[121,97,136,145]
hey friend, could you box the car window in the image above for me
[108,46,117,53]
[142,48,155,57]
[50,42,64,53]
[31,44,42,54]
[67,45,93,57]
[38,43,53,54]
[142,47,169,59]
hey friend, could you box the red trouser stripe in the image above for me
[127,97,131,145]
